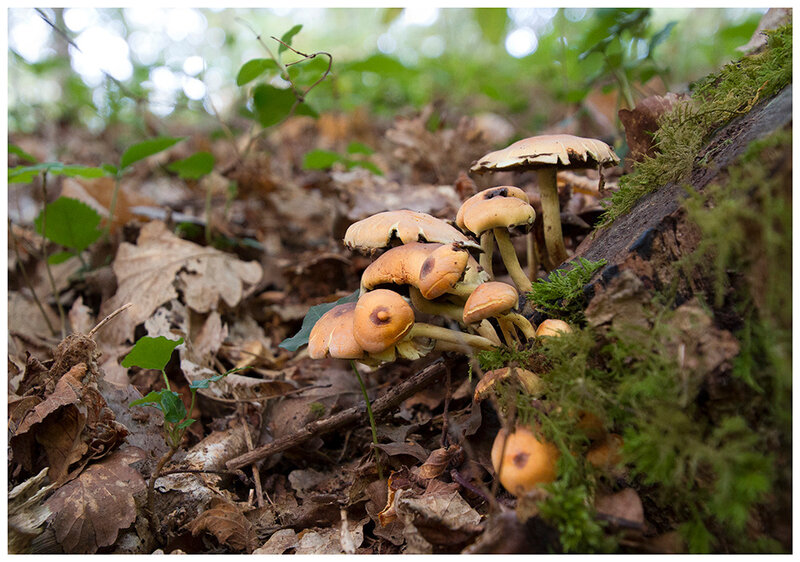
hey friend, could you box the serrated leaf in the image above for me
[279,289,359,351]
[120,137,183,170]
[278,24,302,54]
[474,8,508,44]
[236,58,279,86]
[167,151,215,180]
[346,141,374,155]
[9,144,37,163]
[121,336,184,371]
[302,149,344,170]
[34,197,102,253]
[158,390,186,424]
[252,84,296,128]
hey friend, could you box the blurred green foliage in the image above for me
[8,8,764,137]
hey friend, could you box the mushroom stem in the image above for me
[496,317,518,345]
[493,228,533,293]
[479,231,495,279]
[408,323,497,351]
[475,319,503,346]
[409,286,463,322]
[526,232,539,280]
[505,312,537,340]
[537,168,568,267]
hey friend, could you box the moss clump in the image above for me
[526,257,607,324]
[597,23,792,228]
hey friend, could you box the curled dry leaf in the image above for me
[394,487,482,553]
[43,447,146,554]
[98,221,262,345]
[417,444,464,479]
[187,497,258,553]
[618,93,689,163]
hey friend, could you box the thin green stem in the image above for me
[350,360,383,480]
[39,172,67,337]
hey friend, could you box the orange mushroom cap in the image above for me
[463,281,519,324]
[491,425,559,495]
[353,289,415,354]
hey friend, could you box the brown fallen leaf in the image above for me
[394,487,483,553]
[618,93,689,163]
[98,220,263,344]
[187,497,258,553]
[44,447,146,554]
[595,488,645,528]
[417,444,464,479]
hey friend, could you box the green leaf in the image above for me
[278,24,303,54]
[189,366,251,390]
[302,149,344,170]
[158,390,187,423]
[176,418,196,431]
[9,163,106,184]
[34,197,102,253]
[130,390,165,409]
[120,137,183,170]
[474,8,508,45]
[294,101,319,119]
[236,58,279,86]
[381,7,403,25]
[648,21,677,56]
[252,84,296,128]
[346,141,374,155]
[279,289,360,352]
[121,336,184,371]
[9,144,37,163]
[167,151,215,180]
[102,163,119,176]
[346,54,407,75]
[352,161,383,176]
[48,251,75,265]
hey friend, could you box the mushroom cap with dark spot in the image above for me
[490,425,559,496]
[353,289,415,354]
[418,243,471,299]
[470,134,620,173]
[344,210,480,252]
[463,282,519,324]
[360,242,440,293]
[455,187,535,236]
[308,302,364,360]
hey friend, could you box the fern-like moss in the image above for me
[527,257,607,323]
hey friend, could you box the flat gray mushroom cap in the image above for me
[344,210,480,252]
[471,134,620,173]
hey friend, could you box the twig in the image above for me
[226,359,446,470]
[440,363,451,448]
[9,221,57,336]
[87,302,132,338]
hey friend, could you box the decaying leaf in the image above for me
[394,487,483,553]
[44,447,146,554]
[98,220,262,344]
[187,497,258,553]
[418,444,464,479]
[618,93,688,163]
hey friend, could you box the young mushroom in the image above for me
[471,134,619,268]
[353,289,497,361]
[491,425,559,496]
[456,186,536,293]
[474,367,544,402]
[535,318,573,338]
[463,282,536,344]
[344,209,480,254]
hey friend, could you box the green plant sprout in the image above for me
[124,335,246,533]
[167,151,216,243]
[302,142,383,176]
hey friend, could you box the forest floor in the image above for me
[7,24,792,555]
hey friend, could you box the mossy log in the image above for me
[567,85,792,324]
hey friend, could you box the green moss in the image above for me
[526,257,607,323]
[597,23,792,228]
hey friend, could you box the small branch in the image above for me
[88,302,132,338]
[226,359,446,470]
[147,445,179,537]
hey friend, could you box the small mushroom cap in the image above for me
[360,242,439,293]
[471,134,620,173]
[418,243,471,299]
[344,210,480,253]
[491,425,559,495]
[455,186,535,236]
[353,289,415,354]
[535,318,572,338]
[586,434,624,469]
[474,367,544,402]
[463,282,519,324]
[308,303,364,360]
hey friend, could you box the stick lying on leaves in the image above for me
[226,359,446,471]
